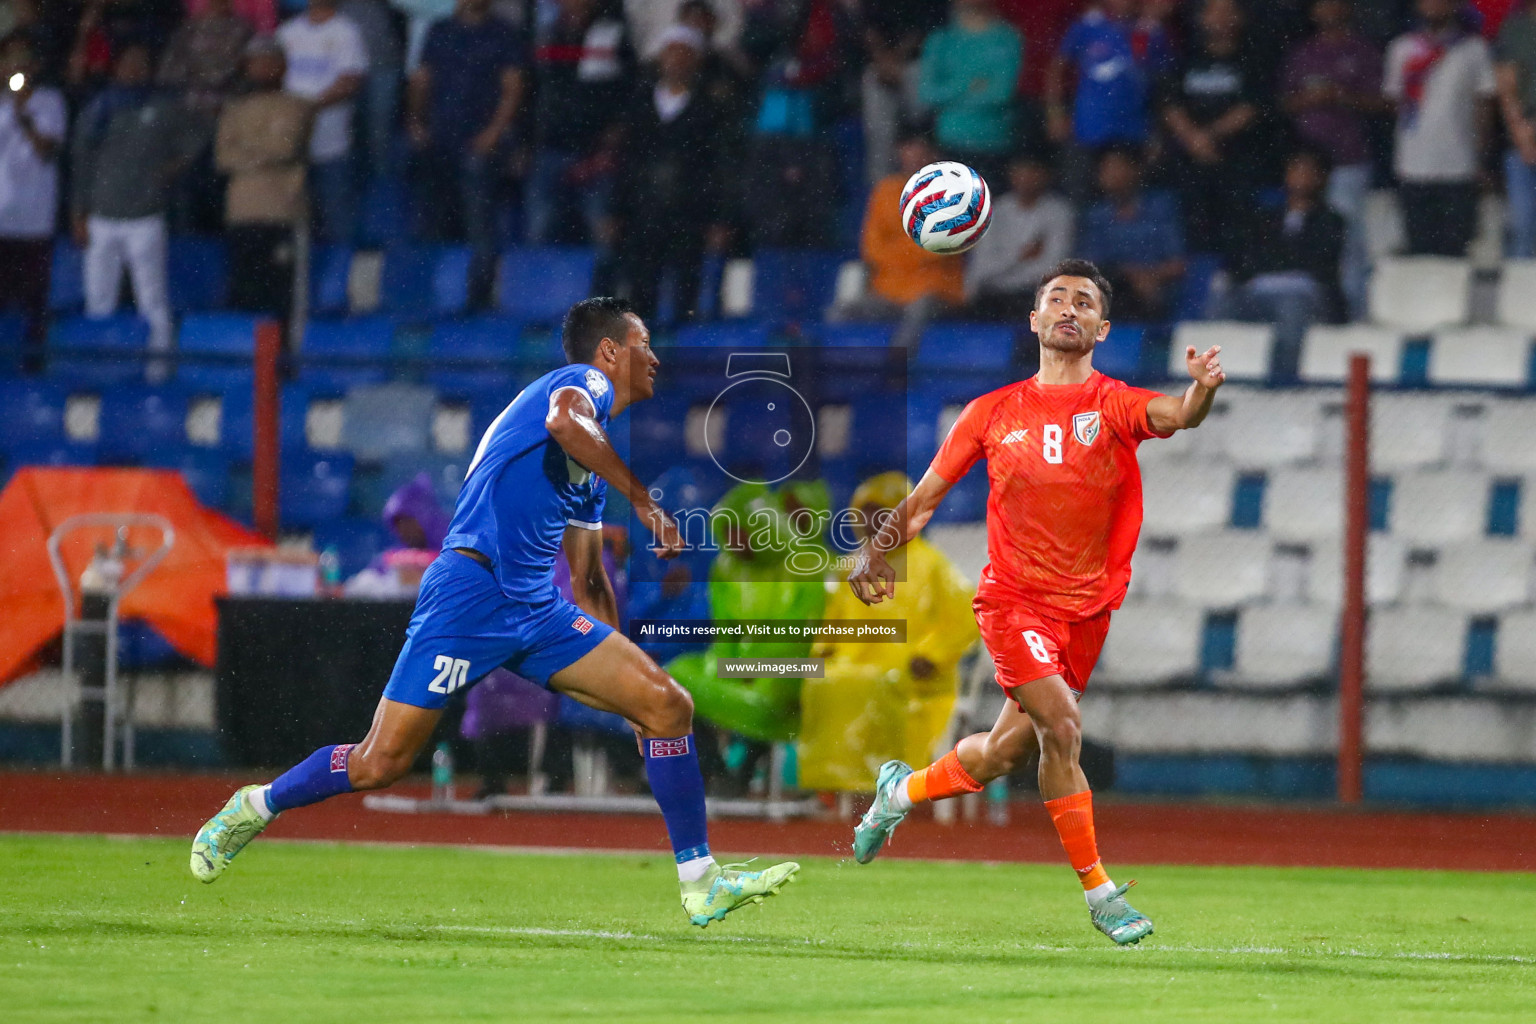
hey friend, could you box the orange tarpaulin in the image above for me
[0,467,269,687]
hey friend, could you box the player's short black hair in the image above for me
[562,296,636,364]
[1035,259,1114,318]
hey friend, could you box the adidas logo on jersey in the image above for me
[1000,428,1030,444]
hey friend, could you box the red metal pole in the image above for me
[252,320,282,541]
[1338,353,1371,804]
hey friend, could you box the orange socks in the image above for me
[1044,789,1110,891]
[904,749,983,806]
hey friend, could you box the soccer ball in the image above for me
[900,161,992,255]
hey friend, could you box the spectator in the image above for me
[611,24,724,325]
[184,0,278,35]
[277,0,367,244]
[1159,0,1272,261]
[0,33,64,371]
[1384,0,1495,256]
[2,0,69,86]
[1213,148,1345,380]
[828,128,963,347]
[1047,0,1173,194]
[66,0,184,94]
[627,0,743,57]
[965,151,1074,321]
[215,35,311,318]
[1496,0,1536,255]
[71,43,204,374]
[526,0,636,246]
[1281,0,1384,317]
[339,0,402,180]
[858,0,945,185]
[916,0,1023,183]
[408,0,524,308]
[1080,144,1185,322]
[679,0,752,127]
[157,0,254,112]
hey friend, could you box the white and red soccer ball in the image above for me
[900,161,992,255]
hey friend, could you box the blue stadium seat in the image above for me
[178,312,264,391]
[312,517,392,578]
[817,322,896,347]
[47,314,151,386]
[915,323,1015,371]
[280,451,355,528]
[426,317,522,395]
[672,321,773,348]
[298,317,395,389]
[48,237,84,312]
[927,462,988,523]
[497,246,595,323]
[1175,253,1224,322]
[1095,323,1147,377]
[752,249,843,325]
[97,387,190,463]
[0,378,67,450]
[145,447,231,508]
[215,383,313,458]
[380,244,472,318]
[360,176,409,247]
[309,244,354,317]
[167,236,229,311]
[847,393,908,471]
[4,441,98,485]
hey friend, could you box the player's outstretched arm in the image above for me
[546,389,683,559]
[848,469,953,606]
[1147,344,1227,434]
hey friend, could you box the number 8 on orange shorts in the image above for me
[974,593,1112,700]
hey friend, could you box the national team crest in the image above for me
[1072,411,1101,446]
[572,615,594,635]
[584,368,609,399]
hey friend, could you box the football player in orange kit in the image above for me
[847,258,1226,945]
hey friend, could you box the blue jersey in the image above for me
[442,364,614,602]
[1058,11,1172,146]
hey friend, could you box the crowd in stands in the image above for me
[7,0,1536,380]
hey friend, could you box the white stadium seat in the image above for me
[1264,466,1343,542]
[1308,534,1409,607]
[1427,327,1532,387]
[1388,469,1489,545]
[1171,322,1274,381]
[1141,461,1235,535]
[1367,607,1467,691]
[1494,609,1536,691]
[1363,188,1405,260]
[1431,539,1535,613]
[1371,392,1453,470]
[1212,387,1325,468]
[833,261,867,307]
[1469,192,1507,271]
[1496,259,1536,330]
[1173,530,1273,607]
[1231,603,1337,688]
[1095,601,1203,685]
[720,258,754,317]
[924,523,987,586]
[1126,537,1177,600]
[1367,256,1472,332]
[1479,399,1536,473]
[341,383,436,460]
[1299,325,1407,383]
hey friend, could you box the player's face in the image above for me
[618,314,659,402]
[1030,276,1109,354]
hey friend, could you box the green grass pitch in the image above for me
[3,834,1533,1023]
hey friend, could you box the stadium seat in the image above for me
[4,440,97,480]
[167,236,229,311]
[1367,607,1466,691]
[1388,469,1489,545]
[0,378,68,449]
[1263,466,1343,542]
[426,317,522,395]
[1495,260,1536,330]
[816,322,896,348]
[1307,534,1408,607]
[845,394,909,471]
[832,260,866,308]
[1479,399,1536,473]
[915,323,1014,371]
[672,321,773,348]
[1363,188,1405,260]
[340,383,437,460]
[309,244,354,317]
[497,246,595,323]
[1094,322,1145,377]
[312,517,393,578]
[927,462,988,523]
[1298,325,1407,383]
[214,383,313,458]
[178,312,264,391]
[1372,392,1454,471]
[923,522,986,582]
[1368,256,1471,331]
[1170,322,1273,381]
[97,387,190,463]
[1494,609,1536,690]
[280,451,354,528]
[1230,603,1336,688]
[1127,537,1177,600]
[1427,328,1532,387]
[719,258,754,317]
[752,249,843,325]
[48,237,83,311]
[380,451,469,507]
[47,314,151,386]
[1094,600,1202,685]
[1173,252,1224,321]
[1431,539,1535,613]
[1172,530,1272,607]
[298,317,395,389]
[145,447,231,508]
[1141,461,1235,536]
[380,244,472,318]
[1213,387,1325,468]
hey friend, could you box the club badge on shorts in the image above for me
[572,615,594,634]
[1072,411,1101,446]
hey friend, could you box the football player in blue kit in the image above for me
[191,297,799,927]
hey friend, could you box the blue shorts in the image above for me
[382,549,615,710]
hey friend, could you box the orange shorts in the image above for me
[974,594,1111,700]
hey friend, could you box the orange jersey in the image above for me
[930,371,1170,621]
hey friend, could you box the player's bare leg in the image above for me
[550,632,800,926]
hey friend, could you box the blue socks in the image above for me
[266,744,357,814]
[643,735,713,879]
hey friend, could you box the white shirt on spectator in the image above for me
[1384,31,1495,182]
[278,12,368,163]
[625,0,742,58]
[965,191,1075,299]
[0,87,67,238]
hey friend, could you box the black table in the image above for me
[215,597,415,769]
